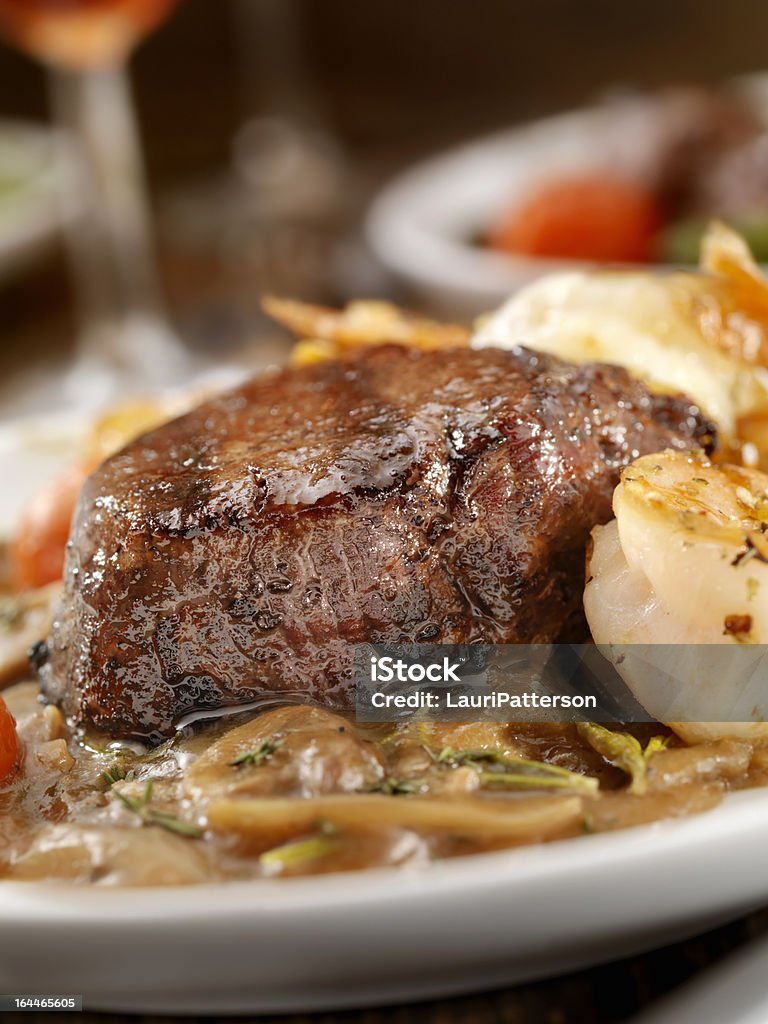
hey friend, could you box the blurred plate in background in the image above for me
[366,74,768,318]
[366,107,620,317]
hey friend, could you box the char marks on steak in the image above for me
[40,344,713,741]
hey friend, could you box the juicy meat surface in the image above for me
[40,344,713,741]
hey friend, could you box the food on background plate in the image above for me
[488,174,663,264]
[487,87,768,264]
[4,226,768,884]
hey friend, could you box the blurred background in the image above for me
[3,0,768,418]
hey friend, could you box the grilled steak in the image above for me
[40,344,713,741]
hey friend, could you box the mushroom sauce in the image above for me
[1,664,766,886]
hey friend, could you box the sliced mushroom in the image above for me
[184,705,383,803]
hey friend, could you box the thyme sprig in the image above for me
[365,777,427,796]
[423,744,598,794]
[229,735,284,768]
[113,779,203,838]
[101,763,134,787]
[101,732,183,788]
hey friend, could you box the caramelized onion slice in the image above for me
[207,793,582,842]
[582,782,724,835]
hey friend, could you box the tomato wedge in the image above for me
[0,696,22,784]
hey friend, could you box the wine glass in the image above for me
[0,0,190,403]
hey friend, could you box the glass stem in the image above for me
[49,63,181,377]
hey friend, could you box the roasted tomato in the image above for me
[489,173,662,264]
[0,696,22,784]
[10,459,92,591]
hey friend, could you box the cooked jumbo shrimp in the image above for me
[585,449,768,742]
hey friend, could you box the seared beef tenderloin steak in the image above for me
[40,345,713,741]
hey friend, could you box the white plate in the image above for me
[2,790,768,1013]
[365,77,768,317]
[3,415,768,1014]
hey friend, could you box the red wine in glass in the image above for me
[0,0,178,69]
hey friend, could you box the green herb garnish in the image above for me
[475,771,596,793]
[229,735,284,768]
[424,745,598,794]
[577,724,668,795]
[259,835,340,870]
[113,779,203,838]
[642,735,669,760]
[366,777,426,796]
[101,763,133,787]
